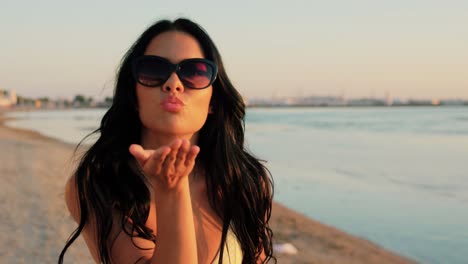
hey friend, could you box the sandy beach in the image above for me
[0,111,416,264]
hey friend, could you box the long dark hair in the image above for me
[59,18,276,264]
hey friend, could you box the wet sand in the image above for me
[0,112,416,263]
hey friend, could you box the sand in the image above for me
[0,111,416,263]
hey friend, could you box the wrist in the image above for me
[153,177,191,200]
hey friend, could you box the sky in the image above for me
[1,0,467,101]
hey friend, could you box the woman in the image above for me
[59,18,276,264]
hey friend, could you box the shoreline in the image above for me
[0,111,416,263]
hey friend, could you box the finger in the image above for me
[162,139,183,174]
[174,139,190,168]
[168,139,183,163]
[185,145,200,168]
[129,144,154,166]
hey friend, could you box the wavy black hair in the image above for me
[59,18,276,264]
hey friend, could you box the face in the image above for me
[136,31,213,140]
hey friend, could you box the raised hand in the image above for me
[129,139,200,192]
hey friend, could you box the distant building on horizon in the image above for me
[385,92,393,106]
[439,99,467,106]
[348,98,386,106]
[295,95,347,107]
[0,89,17,108]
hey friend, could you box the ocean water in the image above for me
[6,107,468,263]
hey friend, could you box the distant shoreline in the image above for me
[247,103,468,108]
[3,103,467,113]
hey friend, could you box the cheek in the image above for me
[136,87,156,110]
[135,87,159,125]
[190,91,212,125]
[135,86,146,110]
[199,91,213,114]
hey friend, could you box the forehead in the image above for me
[144,31,205,63]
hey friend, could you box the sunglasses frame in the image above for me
[131,55,218,89]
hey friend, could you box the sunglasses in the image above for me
[132,55,218,89]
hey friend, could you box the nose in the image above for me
[162,72,184,93]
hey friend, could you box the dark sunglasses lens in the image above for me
[135,58,171,87]
[178,61,214,88]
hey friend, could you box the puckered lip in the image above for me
[160,96,185,112]
[160,96,185,105]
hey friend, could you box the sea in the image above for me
[5,106,468,264]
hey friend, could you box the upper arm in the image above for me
[65,175,155,264]
[65,175,101,262]
[64,175,81,223]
